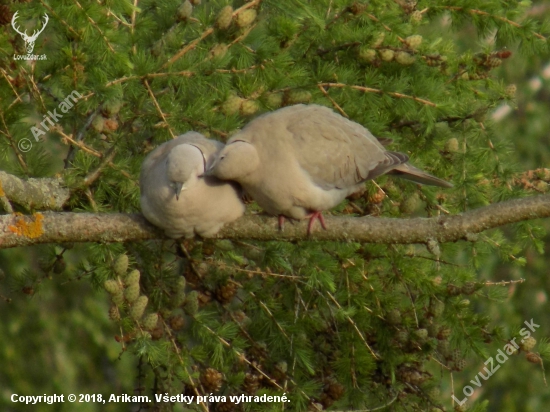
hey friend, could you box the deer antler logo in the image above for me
[11,11,49,54]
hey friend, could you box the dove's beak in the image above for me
[174,182,186,200]
[203,166,215,177]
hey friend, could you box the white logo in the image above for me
[11,11,49,54]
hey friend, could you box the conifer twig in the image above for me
[229,24,258,48]
[325,292,380,359]
[143,79,176,138]
[38,0,81,40]
[430,6,547,40]
[81,148,117,188]
[162,28,215,69]
[483,279,525,287]
[79,72,195,101]
[161,318,210,412]
[317,84,348,117]
[131,0,138,31]
[233,0,262,16]
[212,262,300,279]
[318,82,437,107]
[52,125,103,157]
[105,9,132,28]
[20,66,49,113]
[108,72,195,86]
[0,113,29,174]
[366,12,405,42]
[74,0,116,52]
[161,0,261,68]
[198,321,285,391]
[0,69,23,109]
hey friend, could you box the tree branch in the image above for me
[0,171,70,211]
[1,194,549,249]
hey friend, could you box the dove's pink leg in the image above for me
[306,211,327,235]
[278,215,286,231]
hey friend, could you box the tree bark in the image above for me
[1,194,549,249]
[0,171,70,211]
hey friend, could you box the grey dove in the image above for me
[208,104,452,233]
[140,132,245,238]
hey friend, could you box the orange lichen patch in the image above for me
[8,212,44,239]
[0,180,4,197]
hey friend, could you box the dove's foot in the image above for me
[278,215,286,231]
[306,211,327,235]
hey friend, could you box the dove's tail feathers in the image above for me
[389,164,453,188]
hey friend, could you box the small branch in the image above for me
[484,279,525,287]
[318,82,437,107]
[366,12,404,42]
[143,79,176,138]
[131,0,138,32]
[316,41,361,57]
[105,9,132,28]
[74,0,116,52]
[1,194,550,249]
[0,68,23,108]
[317,84,348,117]
[82,147,117,187]
[0,171,69,211]
[106,72,195,86]
[162,28,215,69]
[0,113,28,174]
[434,6,547,40]
[64,108,102,168]
[38,0,81,40]
[229,23,258,47]
[52,125,103,158]
[161,0,261,68]
[79,71,195,101]
[326,291,379,359]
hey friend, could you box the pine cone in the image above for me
[109,305,121,321]
[242,373,260,394]
[142,313,159,330]
[324,380,344,400]
[520,336,537,352]
[125,269,140,286]
[319,392,334,408]
[247,343,268,361]
[198,290,212,307]
[184,290,199,315]
[526,352,542,364]
[216,6,233,30]
[200,368,223,392]
[169,315,185,331]
[113,254,129,276]
[130,295,148,320]
[150,322,164,340]
[215,282,238,304]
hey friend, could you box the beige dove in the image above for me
[208,104,452,233]
[140,132,245,238]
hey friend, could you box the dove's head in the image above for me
[207,140,259,182]
[166,144,205,200]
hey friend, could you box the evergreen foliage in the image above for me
[1,0,550,411]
